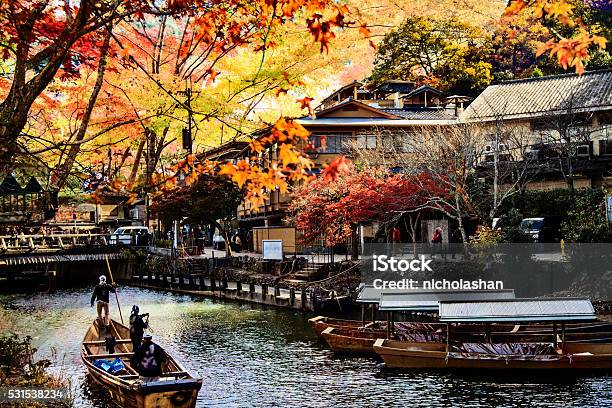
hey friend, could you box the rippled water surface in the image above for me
[1,287,610,407]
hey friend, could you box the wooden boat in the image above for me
[321,327,383,355]
[308,316,382,337]
[373,298,612,370]
[373,339,612,370]
[320,320,612,355]
[320,323,447,355]
[81,319,202,408]
[315,316,612,354]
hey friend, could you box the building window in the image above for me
[308,132,356,153]
[355,134,377,149]
[600,140,612,156]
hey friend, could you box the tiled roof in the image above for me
[462,69,612,121]
[0,174,23,194]
[384,108,457,120]
[403,85,444,99]
[375,80,416,94]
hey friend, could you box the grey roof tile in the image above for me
[383,108,457,120]
[462,69,612,121]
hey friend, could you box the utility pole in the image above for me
[144,129,156,229]
[182,86,193,154]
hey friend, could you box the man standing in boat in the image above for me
[90,275,116,327]
[132,334,167,381]
[129,305,149,351]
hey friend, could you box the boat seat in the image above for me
[163,371,189,377]
[84,352,134,359]
[118,374,140,379]
[83,339,132,346]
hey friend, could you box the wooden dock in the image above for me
[129,272,351,312]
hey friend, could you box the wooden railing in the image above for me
[0,233,147,253]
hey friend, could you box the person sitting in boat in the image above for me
[129,305,149,351]
[90,275,116,327]
[131,333,166,381]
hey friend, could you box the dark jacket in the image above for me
[131,342,166,377]
[90,283,116,306]
[129,314,148,339]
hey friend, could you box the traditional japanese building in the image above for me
[463,69,612,191]
[203,70,612,250]
[203,80,463,248]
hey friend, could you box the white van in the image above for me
[109,226,149,245]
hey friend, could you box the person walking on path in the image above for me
[431,227,443,244]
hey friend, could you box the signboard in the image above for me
[607,196,612,223]
[262,240,283,260]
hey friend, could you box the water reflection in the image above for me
[1,287,610,407]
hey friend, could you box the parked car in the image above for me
[212,233,225,250]
[109,226,149,245]
[519,217,562,243]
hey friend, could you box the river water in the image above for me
[1,286,610,408]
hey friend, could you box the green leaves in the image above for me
[369,16,492,96]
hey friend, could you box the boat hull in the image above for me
[83,361,201,408]
[373,339,612,370]
[81,319,202,408]
[308,316,367,337]
[320,327,383,355]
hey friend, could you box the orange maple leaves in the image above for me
[218,118,313,206]
[297,96,315,116]
[505,0,607,74]
[537,28,607,74]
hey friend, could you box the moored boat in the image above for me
[374,298,612,370]
[81,319,202,408]
[373,339,612,369]
[308,316,383,337]
[321,327,384,354]
[320,323,446,355]
[315,288,612,353]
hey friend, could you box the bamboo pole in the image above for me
[105,255,124,324]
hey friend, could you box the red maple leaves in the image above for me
[290,166,444,245]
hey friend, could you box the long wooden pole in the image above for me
[105,255,124,324]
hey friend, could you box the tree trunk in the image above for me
[455,195,468,246]
[0,1,95,167]
[209,219,232,257]
[457,216,467,244]
[129,137,147,184]
[52,27,113,190]
[351,224,359,260]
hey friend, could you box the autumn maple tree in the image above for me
[0,0,358,172]
[288,166,444,258]
[0,0,607,217]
